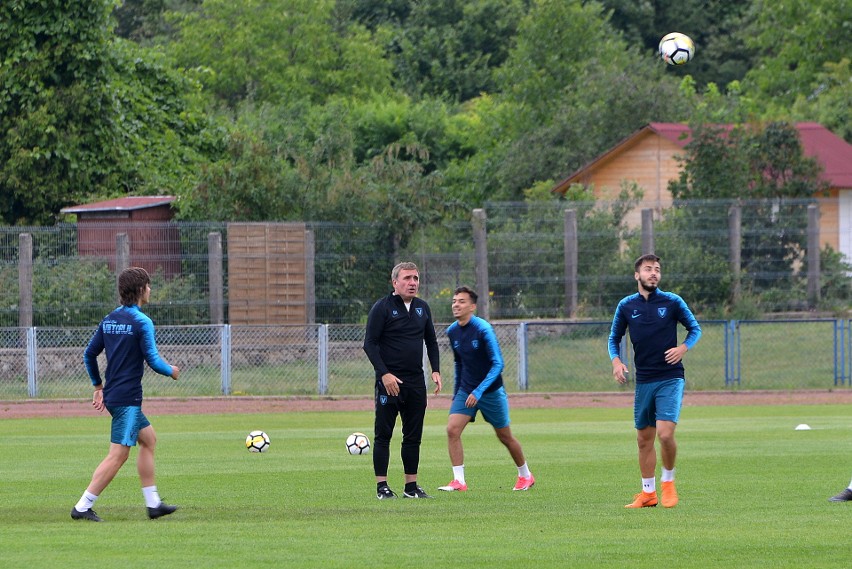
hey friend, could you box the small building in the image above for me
[551,122,852,258]
[60,196,181,278]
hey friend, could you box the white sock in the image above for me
[642,477,656,493]
[661,468,675,483]
[847,475,852,490]
[142,485,161,508]
[452,465,466,485]
[75,490,98,512]
[518,462,531,478]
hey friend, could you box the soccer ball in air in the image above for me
[246,430,270,453]
[658,32,695,66]
[346,432,371,455]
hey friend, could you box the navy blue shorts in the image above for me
[107,405,151,446]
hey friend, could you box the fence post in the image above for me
[729,204,742,305]
[26,327,37,397]
[833,319,845,386]
[725,320,741,386]
[517,322,528,391]
[807,204,820,308]
[220,324,231,395]
[564,209,578,318]
[116,233,130,290]
[641,209,654,255]
[472,208,489,320]
[208,232,224,325]
[18,233,33,329]
[318,324,329,395]
[306,230,316,324]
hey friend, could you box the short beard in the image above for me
[639,279,657,293]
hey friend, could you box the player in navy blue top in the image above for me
[608,254,701,509]
[71,267,180,522]
[437,287,534,493]
[364,262,442,499]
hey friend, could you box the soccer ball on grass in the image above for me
[246,430,270,453]
[658,32,695,66]
[346,432,371,455]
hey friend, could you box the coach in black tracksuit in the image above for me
[364,262,442,500]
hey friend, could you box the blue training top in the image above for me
[83,304,173,407]
[446,315,504,399]
[607,289,702,383]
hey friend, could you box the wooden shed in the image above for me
[551,122,852,258]
[60,196,181,278]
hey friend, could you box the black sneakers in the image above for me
[377,485,397,500]
[71,507,102,522]
[402,486,433,499]
[147,502,178,519]
[828,488,852,502]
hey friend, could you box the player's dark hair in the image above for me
[454,286,478,304]
[118,267,150,306]
[634,254,661,272]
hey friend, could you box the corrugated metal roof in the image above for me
[61,196,176,214]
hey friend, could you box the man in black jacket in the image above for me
[364,262,442,499]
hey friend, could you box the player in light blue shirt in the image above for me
[438,286,534,493]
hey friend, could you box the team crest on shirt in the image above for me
[658,307,667,318]
[392,309,399,317]
[415,307,423,317]
[471,340,479,349]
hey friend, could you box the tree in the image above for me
[0,0,120,224]
[600,0,756,89]
[667,121,829,308]
[380,0,526,102]
[164,0,393,108]
[742,0,852,139]
[0,0,220,225]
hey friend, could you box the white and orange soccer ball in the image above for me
[345,432,370,455]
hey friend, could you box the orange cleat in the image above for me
[624,491,658,508]
[661,481,678,508]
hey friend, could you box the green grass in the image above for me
[1,404,850,568]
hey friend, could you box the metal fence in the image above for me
[2,319,850,400]
[2,198,848,328]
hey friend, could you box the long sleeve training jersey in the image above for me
[607,289,701,383]
[446,315,504,399]
[83,304,173,407]
[363,292,440,384]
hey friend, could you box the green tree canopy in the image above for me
[165,0,393,108]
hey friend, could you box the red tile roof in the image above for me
[61,196,176,214]
[553,123,852,193]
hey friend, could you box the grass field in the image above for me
[1,404,850,568]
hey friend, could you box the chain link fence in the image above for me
[2,198,848,328]
[2,319,850,400]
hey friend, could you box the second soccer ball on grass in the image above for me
[346,432,371,455]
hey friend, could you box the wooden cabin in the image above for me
[551,123,852,258]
